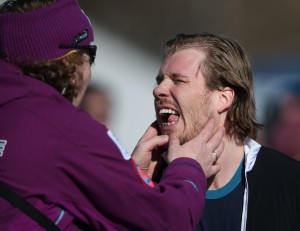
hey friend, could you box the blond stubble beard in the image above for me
[156,90,213,145]
[179,91,213,145]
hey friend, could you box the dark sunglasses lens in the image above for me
[88,45,97,63]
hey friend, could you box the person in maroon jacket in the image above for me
[0,1,224,230]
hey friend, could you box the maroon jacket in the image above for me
[0,60,207,231]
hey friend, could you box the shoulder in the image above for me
[249,146,300,182]
[246,147,300,230]
[257,146,300,168]
[17,90,116,154]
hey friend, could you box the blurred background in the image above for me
[77,0,300,159]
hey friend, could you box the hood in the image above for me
[0,60,65,106]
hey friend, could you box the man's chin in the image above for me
[179,137,190,145]
[158,127,172,135]
[161,130,187,144]
[179,132,197,145]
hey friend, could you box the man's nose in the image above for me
[153,79,171,98]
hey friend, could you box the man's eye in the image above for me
[174,79,186,84]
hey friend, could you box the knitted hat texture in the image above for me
[0,0,94,64]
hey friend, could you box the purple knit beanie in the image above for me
[0,0,95,64]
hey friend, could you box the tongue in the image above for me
[168,114,179,123]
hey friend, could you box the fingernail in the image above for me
[162,135,169,140]
[169,134,177,139]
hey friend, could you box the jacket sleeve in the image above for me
[53,129,206,231]
[42,109,207,231]
[129,157,207,231]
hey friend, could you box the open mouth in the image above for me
[159,108,179,127]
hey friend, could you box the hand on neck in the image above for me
[207,135,244,190]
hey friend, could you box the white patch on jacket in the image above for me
[107,130,131,160]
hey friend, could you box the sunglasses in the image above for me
[59,29,97,63]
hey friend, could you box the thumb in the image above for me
[145,135,169,152]
[132,135,168,164]
[167,135,181,163]
[138,121,159,143]
[168,135,180,150]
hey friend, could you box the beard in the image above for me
[179,92,213,144]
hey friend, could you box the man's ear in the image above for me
[217,87,234,113]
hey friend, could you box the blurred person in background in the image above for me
[152,32,300,231]
[80,83,112,126]
[259,81,300,161]
[0,0,225,230]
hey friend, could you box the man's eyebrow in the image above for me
[170,73,189,79]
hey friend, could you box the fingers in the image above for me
[185,119,216,147]
[196,119,216,142]
[152,119,225,180]
[212,151,218,163]
[132,134,168,173]
[207,163,221,178]
[134,134,168,155]
[178,119,225,178]
[168,135,180,150]
[207,126,225,155]
[144,135,169,152]
[167,135,181,163]
[206,127,225,177]
[132,121,168,167]
[138,121,159,142]
[213,139,225,161]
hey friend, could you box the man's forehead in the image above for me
[160,49,205,76]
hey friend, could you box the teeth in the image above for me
[162,122,176,126]
[158,108,178,127]
[159,109,176,114]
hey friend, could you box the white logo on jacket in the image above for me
[0,140,7,157]
[107,130,131,160]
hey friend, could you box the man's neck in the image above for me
[207,135,244,190]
